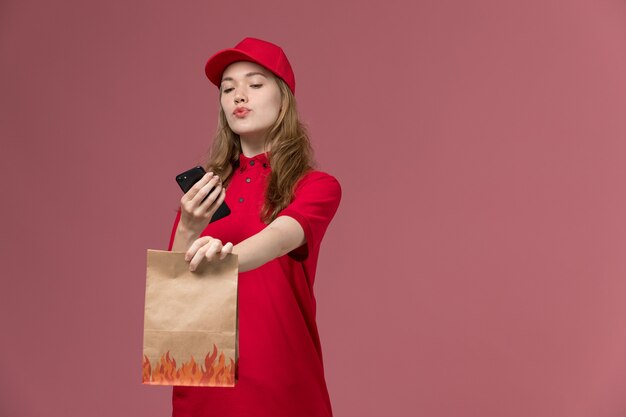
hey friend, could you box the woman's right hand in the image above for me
[178,172,226,236]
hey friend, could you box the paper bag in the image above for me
[142,249,238,387]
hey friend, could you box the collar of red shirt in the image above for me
[235,152,270,172]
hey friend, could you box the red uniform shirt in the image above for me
[168,152,341,417]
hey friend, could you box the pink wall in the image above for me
[2,0,626,416]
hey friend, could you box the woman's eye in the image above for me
[250,84,263,89]
[222,87,234,93]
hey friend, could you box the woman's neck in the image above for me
[240,136,269,157]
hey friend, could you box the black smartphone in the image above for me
[175,166,231,223]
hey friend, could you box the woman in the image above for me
[167,38,341,417]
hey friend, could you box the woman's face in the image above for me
[220,61,282,142]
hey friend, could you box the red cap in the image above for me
[205,38,296,94]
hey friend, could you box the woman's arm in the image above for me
[233,216,305,272]
[185,216,305,272]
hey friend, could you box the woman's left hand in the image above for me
[185,236,234,271]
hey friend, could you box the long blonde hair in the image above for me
[204,77,314,223]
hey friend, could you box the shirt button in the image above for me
[239,197,244,203]
[246,178,251,183]
[249,160,255,166]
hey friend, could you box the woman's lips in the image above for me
[233,107,250,118]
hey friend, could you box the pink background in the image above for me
[2,0,626,416]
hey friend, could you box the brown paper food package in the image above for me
[142,249,238,387]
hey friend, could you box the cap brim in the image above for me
[205,49,263,88]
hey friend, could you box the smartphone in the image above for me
[175,166,231,223]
